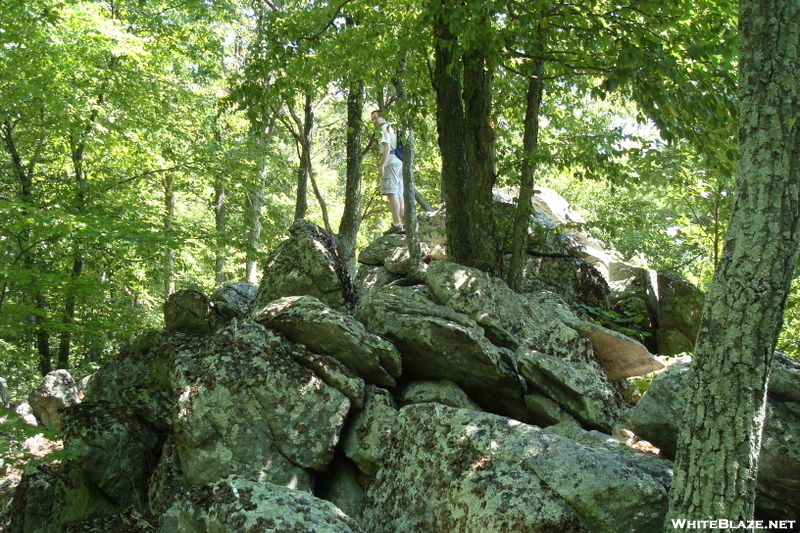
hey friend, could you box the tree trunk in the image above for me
[432,0,471,266]
[463,48,499,275]
[337,79,365,281]
[294,93,313,220]
[507,64,545,292]
[402,129,425,280]
[214,178,227,288]
[163,175,176,296]
[664,0,800,527]
[245,175,265,285]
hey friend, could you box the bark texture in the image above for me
[337,79,365,281]
[665,0,800,527]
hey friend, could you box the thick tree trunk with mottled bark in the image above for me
[432,0,472,267]
[665,0,800,528]
[463,49,499,275]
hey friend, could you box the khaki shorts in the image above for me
[380,156,403,195]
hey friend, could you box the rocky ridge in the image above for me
[3,189,797,532]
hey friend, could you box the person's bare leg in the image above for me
[387,193,404,224]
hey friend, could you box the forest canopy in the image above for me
[1,0,795,396]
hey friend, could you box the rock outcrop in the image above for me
[11,190,774,533]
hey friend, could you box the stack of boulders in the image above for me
[4,191,797,532]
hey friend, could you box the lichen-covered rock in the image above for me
[251,219,357,312]
[423,261,630,429]
[357,233,408,265]
[341,386,397,476]
[631,354,800,520]
[84,329,183,432]
[27,369,79,426]
[61,403,163,506]
[360,403,670,533]
[210,281,258,320]
[656,272,704,345]
[254,295,401,388]
[6,464,58,533]
[289,343,366,410]
[425,261,592,358]
[353,286,526,414]
[396,379,483,411]
[163,289,222,335]
[171,320,350,489]
[517,349,618,430]
[519,255,612,309]
[158,476,365,533]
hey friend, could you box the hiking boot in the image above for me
[384,223,405,235]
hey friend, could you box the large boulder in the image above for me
[171,320,351,490]
[210,281,258,319]
[630,353,800,520]
[158,476,365,533]
[424,261,647,429]
[27,369,79,426]
[353,285,527,417]
[341,386,398,476]
[358,403,670,533]
[655,272,705,355]
[83,329,183,432]
[252,219,357,312]
[60,403,163,506]
[163,289,222,336]
[254,295,402,388]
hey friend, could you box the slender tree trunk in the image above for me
[432,0,471,266]
[507,63,545,292]
[402,129,425,280]
[665,0,800,527]
[463,48,499,275]
[245,176,266,285]
[214,178,227,288]
[163,176,176,296]
[294,93,313,220]
[337,79,365,280]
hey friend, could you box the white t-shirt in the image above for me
[380,123,398,152]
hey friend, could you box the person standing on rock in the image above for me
[371,109,404,234]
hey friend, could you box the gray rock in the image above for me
[210,280,258,319]
[61,403,162,506]
[396,379,483,411]
[14,401,38,427]
[566,318,663,380]
[359,403,669,533]
[163,289,221,335]
[28,369,79,426]
[315,455,366,520]
[353,286,526,414]
[289,343,366,410]
[517,349,618,430]
[655,326,695,356]
[251,219,357,312]
[519,255,612,309]
[656,272,704,345]
[254,295,401,388]
[158,476,365,533]
[171,320,350,489]
[608,261,659,319]
[357,233,408,265]
[354,264,399,292]
[630,355,800,520]
[84,329,182,432]
[341,386,397,476]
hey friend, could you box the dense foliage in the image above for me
[3,0,797,407]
